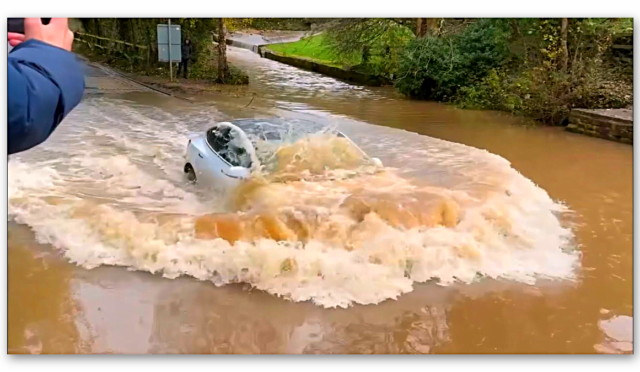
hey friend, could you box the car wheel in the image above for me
[184,163,197,182]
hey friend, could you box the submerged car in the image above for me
[184,118,381,189]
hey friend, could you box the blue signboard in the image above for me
[157,24,181,62]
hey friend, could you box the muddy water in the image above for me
[7,46,632,354]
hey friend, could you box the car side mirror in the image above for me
[221,166,250,180]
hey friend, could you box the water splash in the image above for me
[8,98,580,308]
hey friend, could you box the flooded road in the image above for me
[7,47,632,354]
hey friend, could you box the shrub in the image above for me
[395,19,511,100]
[454,18,633,124]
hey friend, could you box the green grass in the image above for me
[267,34,360,68]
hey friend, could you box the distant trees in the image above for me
[75,18,249,83]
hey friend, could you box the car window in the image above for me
[206,127,229,152]
[206,126,252,168]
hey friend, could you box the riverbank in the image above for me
[131,75,251,97]
[260,48,390,87]
[260,34,391,87]
[567,108,633,144]
[261,20,633,136]
[265,34,355,68]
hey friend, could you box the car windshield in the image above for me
[224,118,370,174]
[232,118,347,146]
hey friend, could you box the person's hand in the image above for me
[8,32,25,47]
[8,18,74,51]
[25,18,74,51]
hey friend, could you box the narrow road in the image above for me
[81,59,151,95]
[227,30,307,48]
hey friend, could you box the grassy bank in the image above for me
[267,34,360,68]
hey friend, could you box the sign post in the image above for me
[168,19,173,81]
[157,22,182,81]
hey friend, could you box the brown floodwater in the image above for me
[7,46,633,354]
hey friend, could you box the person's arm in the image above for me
[8,39,85,154]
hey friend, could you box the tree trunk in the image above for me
[94,19,104,49]
[144,20,151,70]
[416,18,425,37]
[426,18,440,36]
[361,45,370,64]
[560,18,569,73]
[416,18,440,38]
[117,18,129,54]
[129,18,138,46]
[217,18,229,83]
[511,19,521,37]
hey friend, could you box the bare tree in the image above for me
[560,18,569,73]
[217,18,229,83]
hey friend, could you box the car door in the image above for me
[195,127,228,185]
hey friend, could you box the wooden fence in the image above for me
[75,32,149,49]
[74,32,151,67]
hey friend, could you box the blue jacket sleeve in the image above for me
[8,39,85,155]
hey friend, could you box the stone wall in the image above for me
[227,39,260,53]
[259,48,389,87]
[566,109,633,144]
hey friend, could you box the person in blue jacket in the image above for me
[8,18,85,155]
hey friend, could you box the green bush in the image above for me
[456,65,632,124]
[571,70,633,109]
[351,24,415,79]
[395,19,511,100]
[454,18,633,124]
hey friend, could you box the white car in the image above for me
[184,118,380,189]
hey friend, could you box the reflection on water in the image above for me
[8,223,88,354]
[7,46,632,354]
